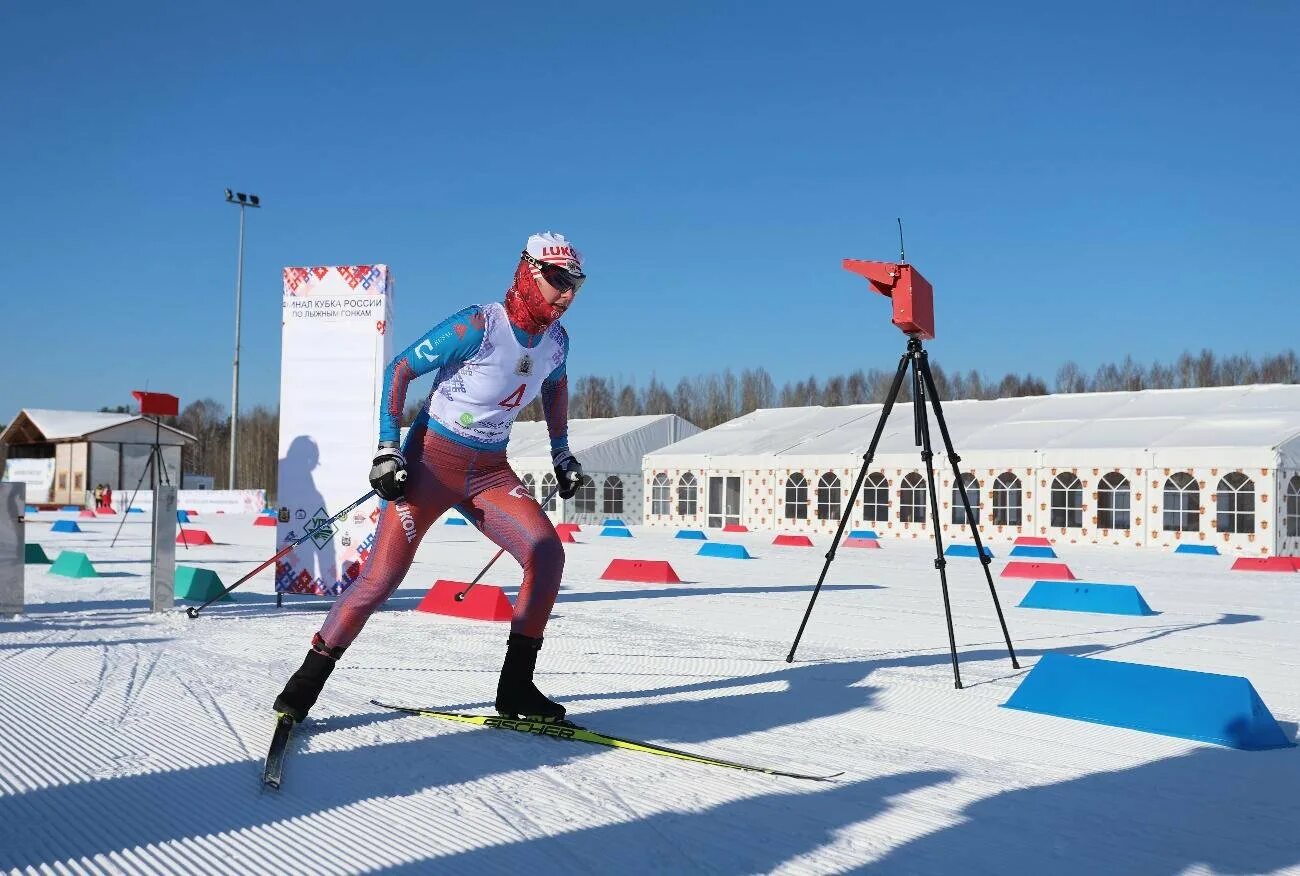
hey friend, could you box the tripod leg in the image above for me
[914,357,963,689]
[786,348,911,663]
[110,452,156,549]
[918,356,1020,669]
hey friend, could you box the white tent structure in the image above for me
[642,385,1300,556]
[505,414,700,526]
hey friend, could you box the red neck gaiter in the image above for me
[504,259,561,336]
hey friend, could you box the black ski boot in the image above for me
[273,634,345,722]
[495,632,566,721]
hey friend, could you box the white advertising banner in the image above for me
[275,265,393,596]
[3,459,55,503]
[116,489,267,516]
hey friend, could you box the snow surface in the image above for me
[2,513,1298,874]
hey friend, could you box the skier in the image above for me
[273,232,586,725]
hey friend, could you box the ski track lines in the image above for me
[3,514,1300,874]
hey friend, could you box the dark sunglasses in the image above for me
[522,251,585,292]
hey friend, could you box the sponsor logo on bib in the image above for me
[458,412,475,427]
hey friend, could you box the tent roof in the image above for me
[646,385,1300,469]
[508,414,700,472]
[0,409,195,445]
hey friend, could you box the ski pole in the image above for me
[455,483,564,603]
[185,489,378,618]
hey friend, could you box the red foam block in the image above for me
[722,524,749,532]
[1014,536,1053,547]
[773,534,814,547]
[253,516,277,527]
[842,537,882,549]
[1231,557,1297,573]
[176,529,214,546]
[555,522,581,533]
[601,558,682,584]
[1001,560,1075,580]
[96,508,117,515]
[78,510,97,519]
[416,579,514,621]
[558,528,577,543]
[185,510,199,516]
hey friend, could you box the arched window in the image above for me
[521,473,537,502]
[602,476,624,514]
[952,473,980,525]
[651,473,671,515]
[991,473,1022,526]
[676,472,698,516]
[1287,476,1300,537]
[1050,473,1083,528]
[816,473,842,520]
[862,472,889,522]
[784,473,809,520]
[574,475,597,514]
[899,473,927,523]
[1097,472,1131,530]
[1163,472,1199,532]
[540,473,558,512]
[1216,473,1255,534]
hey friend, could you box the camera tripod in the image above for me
[786,335,1020,688]
[110,417,179,550]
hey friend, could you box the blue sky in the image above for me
[2,2,1296,418]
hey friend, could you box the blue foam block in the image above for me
[24,505,39,513]
[945,544,993,558]
[1004,653,1293,750]
[51,520,82,533]
[1175,544,1221,556]
[128,507,144,513]
[1010,545,1058,559]
[602,518,626,527]
[60,505,78,512]
[444,518,468,525]
[849,529,879,540]
[176,510,190,523]
[697,542,751,559]
[600,526,633,537]
[1018,580,1156,616]
[675,529,707,540]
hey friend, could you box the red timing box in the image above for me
[177,529,214,546]
[1014,536,1053,547]
[416,579,514,622]
[601,559,682,584]
[842,537,881,549]
[1231,557,1297,573]
[1001,561,1075,580]
[132,390,180,417]
[842,260,936,340]
[557,528,577,543]
[253,516,277,527]
[722,524,748,533]
[773,534,814,547]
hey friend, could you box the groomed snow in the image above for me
[2,512,1297,874]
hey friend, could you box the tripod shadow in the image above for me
[279,436,338,594]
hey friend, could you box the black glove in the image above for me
[552,449,583,500]
[369,442,408,501]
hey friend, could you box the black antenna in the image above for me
[897,217,906,262]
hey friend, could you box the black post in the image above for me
[918,353,1020,669]
[787,347,912,663]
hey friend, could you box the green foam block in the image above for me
[25,543,52,564]
[175,566,231,602]
[50,551,98,578]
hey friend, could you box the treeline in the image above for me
[68,348,1296,490]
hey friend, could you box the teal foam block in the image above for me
[444,518,468,525]
[1175,544,1220,556]
[51,520,82,533]
[697,542,751,559]
[176,510,191,523]
[601,526,633,537]
[1010,545,1057,559]
[849,529,879,539]
[1004,653,1293,750]
[1018,580,1156,616]
[602,518,626,527]
[675,529,707,540]
[945,544,993,558]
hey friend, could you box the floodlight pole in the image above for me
[224,189,260,489]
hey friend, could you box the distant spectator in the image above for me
[93,485,104,510]
[103,486,113,511]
